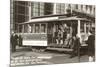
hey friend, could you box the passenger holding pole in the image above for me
[56,28,63,46]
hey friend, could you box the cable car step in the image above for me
[46,47,73,52]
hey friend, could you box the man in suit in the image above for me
[69,35,80,58]
[86,29,95,62]
[11,33,18,52]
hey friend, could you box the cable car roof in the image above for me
[59,16,90,21]
[18,15,91,25]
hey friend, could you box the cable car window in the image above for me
[75,4,78,9]
[41,24,46,33]
[81,5,83,11]
[24,24,28,33]
[26,24,32,33]
[31,24,35,33]
[55,24,59,32]
[86,23,89,33]
[19,25,22,33]
[80,22,84,33]
[35,24,40,33]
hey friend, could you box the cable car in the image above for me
[16,14,94,50]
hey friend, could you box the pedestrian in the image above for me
[63,28,67,45]
[54,30,58,44]
[10,33,14,52]
[18,35,23,47]
[14,34,19,46]
[70,35,80,58]
[86,29,95,62]
[10,33,18,52]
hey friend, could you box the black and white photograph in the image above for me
[10,0,95,67]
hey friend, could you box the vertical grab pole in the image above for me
[77,20,81,62]
[17,24,19,33]
[84,22,86,33]
[22,24,24,33]
[78,38,80,62]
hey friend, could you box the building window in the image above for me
[66,4,72,14]
[44,3,53,15]
[61,4,65,14]
[56,3,65,14]
[40,3,44,16]
[31,2,39,17]
[13,1,30,33]
[56,3,61,14]
[31,2,45,17]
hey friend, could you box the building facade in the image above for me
[11,0,31,33]
[11,1,95,33]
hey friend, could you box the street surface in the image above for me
[10,46,89,67]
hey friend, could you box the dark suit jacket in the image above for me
[86,34,95,56]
